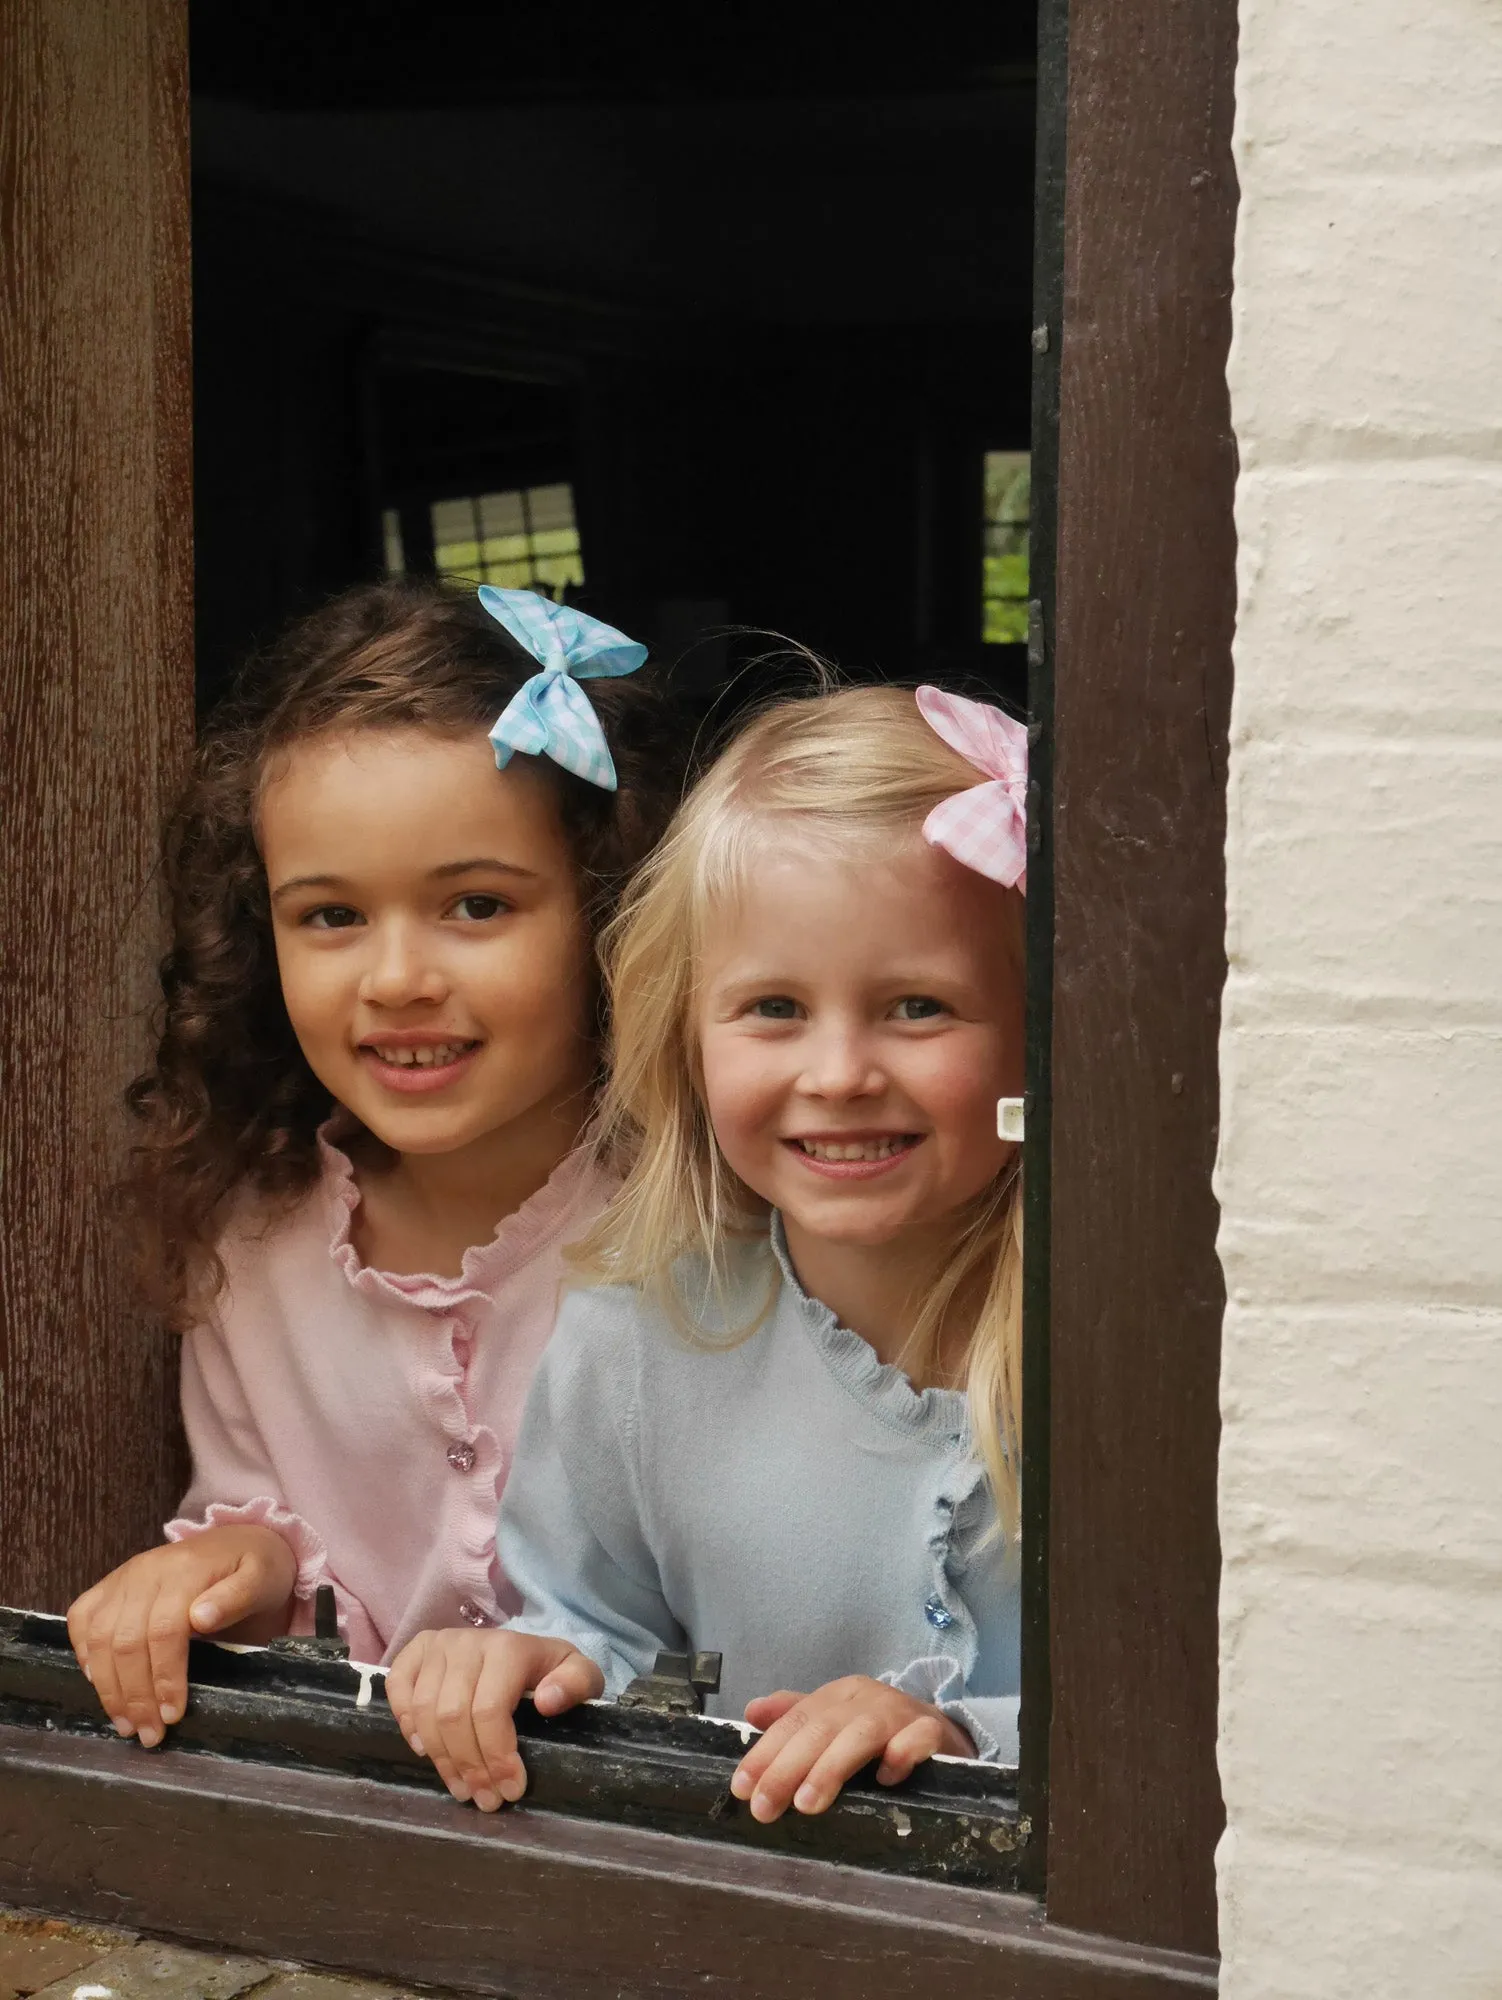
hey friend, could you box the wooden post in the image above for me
[0,0,193,1609]
[1043,0,1238,1956]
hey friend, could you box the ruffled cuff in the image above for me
[164,1495,330,1601]
[879,1653,1018,1766]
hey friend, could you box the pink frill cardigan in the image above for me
[165,1130,612,1666]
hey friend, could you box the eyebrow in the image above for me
[270,858,540,902]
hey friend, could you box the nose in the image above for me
[798,1016,885,1102]
[357,917,449,1010]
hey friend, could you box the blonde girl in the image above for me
[389,682,1028,1822]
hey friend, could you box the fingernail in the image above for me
[138,1726,162,1750]
[159,1702,183,1726]
[751,1790,778,1823]
[448,1780,472,1802]
[407,1733,425,1757]
[192,1604,219,1630]
[113,1718,135,1738]
[82,1663,93,1684]
[499,1772,526,1804]
[473,1788,500,1813]
[729,1769,753,1800]
[794,1783,818,1812]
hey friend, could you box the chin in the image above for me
[355,1110,479,1155]
[782,1202,921,1249]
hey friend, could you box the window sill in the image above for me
[0,1723,1216,1999]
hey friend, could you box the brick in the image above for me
[0,1930,110,1999]
[1218,1026,1502,1304]
[1233,179,1502,450]
[31,1943,270,2000]
[1232,468,1502,733]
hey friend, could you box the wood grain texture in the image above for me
[0,1727,1219,1999]
[1046,0,1237,1955]
[0,0,193,1609]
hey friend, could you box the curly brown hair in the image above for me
[127,578,687,1328]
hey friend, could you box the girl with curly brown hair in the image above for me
[66,579,686,1756]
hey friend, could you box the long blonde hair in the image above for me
[580,685,1026,1533]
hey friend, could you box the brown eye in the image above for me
[304,905,362,930]
[452,895,508,921]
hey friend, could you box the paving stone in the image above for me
[30,1941,271,2000]
[0,1912,123,2000]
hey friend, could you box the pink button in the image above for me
[457,1598,491,1627]
[446,1440,477,1473]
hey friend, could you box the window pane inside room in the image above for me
[983,450,1030,643]
[431,483,584,598]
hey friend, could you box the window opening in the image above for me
[983,450,1031,644]
[429,483,584,600]
[381,506,405,578]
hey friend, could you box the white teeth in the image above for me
[370,1041,470,1069]
[796,1138,910,1162]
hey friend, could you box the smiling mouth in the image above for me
[361,1039,480,1069]
[788,1135,922,1163]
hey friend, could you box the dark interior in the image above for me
[190,7,1038,723]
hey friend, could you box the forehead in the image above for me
[257,726,571,875]
[701,832,1017,977]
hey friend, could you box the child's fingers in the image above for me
[742,1689,801,1731]
[731,1693,812,1800]
[69,1585,128,1727]
[788,1712,908,1816]
[736,1707,850,1824]
[187,1555,273,1635]
[101,1584,179,1747]
[404,1640,481,1802]
[141,1591,198,1737]
[469,1646,534,1803]
[66,1582,107,1680]
[384,1633,430,1739]
[531,1648,603,1716]
[874,1712,950,1787]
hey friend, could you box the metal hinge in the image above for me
[618,1648,723,1716]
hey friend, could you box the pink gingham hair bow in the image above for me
[916,685,1028,894]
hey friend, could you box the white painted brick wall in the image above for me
[1221,4,1502,1994]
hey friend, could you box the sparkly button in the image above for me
[457,1598,491,1627]
[924,1595,955,1631]
[446,1440,477,1473]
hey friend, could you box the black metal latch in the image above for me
[267,1583,349,1664]
[618,1648,722,1716]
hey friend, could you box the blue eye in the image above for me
[750,996,801,1020]
[892,996,945,1021]
[303,905,362,931]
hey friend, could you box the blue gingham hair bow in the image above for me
[479,585,648,792]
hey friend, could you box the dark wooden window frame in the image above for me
[0,0,1234,1990]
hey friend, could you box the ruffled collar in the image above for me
[767,1213,970,1444]
[319,1119,604,1311]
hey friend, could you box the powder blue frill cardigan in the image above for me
[498,1219,1021,1762]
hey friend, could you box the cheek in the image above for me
[271,938,345,1049]
[470,918,593,1035]
[905,1038,1014,1151]
[698,1037,786,1160]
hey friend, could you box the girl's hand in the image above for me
[387,1628,603,1811]
[732,1676,977,1823]
[67,1525,297,1748]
